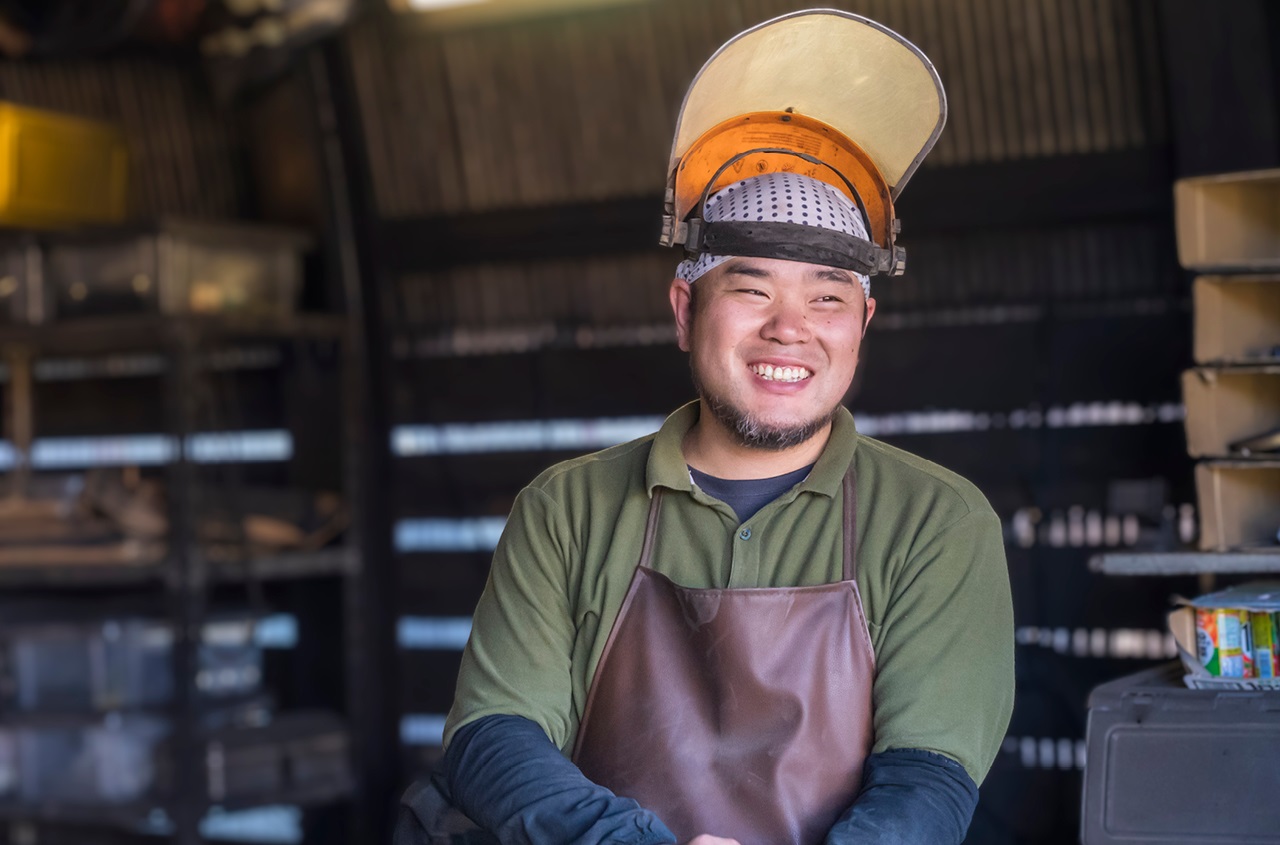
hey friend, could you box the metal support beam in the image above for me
[377,149,1173,274]
[1157,0,1280,176]
[310,43,402,845]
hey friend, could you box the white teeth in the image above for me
[750,364,811,382]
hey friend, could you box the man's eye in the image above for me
[815,295,844,303]
[735,288,767,297]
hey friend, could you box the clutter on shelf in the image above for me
[1168,582,1280,689]
[0,469,348,569]
[0,610,350,809]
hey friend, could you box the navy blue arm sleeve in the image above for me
[445,714,678,845]
[826,749,979,845]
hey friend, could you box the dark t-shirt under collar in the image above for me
[688,463,816,523]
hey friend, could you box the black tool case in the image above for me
[1081,661,1280,844]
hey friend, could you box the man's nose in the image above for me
[762,302,811,342]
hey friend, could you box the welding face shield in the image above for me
[661,10,947,279]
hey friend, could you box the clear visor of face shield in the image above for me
[668,10,946,204]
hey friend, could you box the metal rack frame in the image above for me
[0,314,366,845]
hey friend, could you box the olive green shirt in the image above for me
[445,402,1015,785]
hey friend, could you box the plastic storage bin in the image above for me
[1081,662,1280,843]
[1,616,263,713]
[0,698,273,806]
[198,728,284,803]
[155,711,348,804]
[5,714,168,804]
[44,220,311,320]
[0,234,47,324]
[279,711,350,789]
[197,617,265,699]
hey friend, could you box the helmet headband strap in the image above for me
[692,220,888,276]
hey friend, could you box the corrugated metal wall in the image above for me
[0,56,244,219]
[349,0,1165,217]
[349,0,1170,331]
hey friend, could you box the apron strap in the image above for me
[841,467,858,582]
[639,467,859,581]
[638,489,665,569]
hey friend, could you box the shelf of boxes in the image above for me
[1082,169,1280,845]
[1094,173,1280,576]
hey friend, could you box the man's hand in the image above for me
[682,836,742,845]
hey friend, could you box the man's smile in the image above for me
[748,363,814,383]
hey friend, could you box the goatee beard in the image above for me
[691,366,836,451]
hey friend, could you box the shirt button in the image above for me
[739,527,752,540]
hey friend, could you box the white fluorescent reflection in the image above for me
[0,430,292,469]
[401,714,449,746]
[399,616,473,650]
[395,517,506,552]
[1002,736,1086,771]
[1013,626,1176,660]
[255,614,299,649]
[35,354,166,381]
[200,806,301,844]
[392,404,1183,457]
[188,430,292,463]
[33,434,175,467]
[407,0,489,9]
[393,416,663,456]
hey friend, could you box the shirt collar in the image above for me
[646,401,859,498]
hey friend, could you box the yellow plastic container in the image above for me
[0,102,128,228]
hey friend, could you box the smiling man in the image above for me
[672,176,877,474]
[396,11,1014,845]
[678,254,867,468]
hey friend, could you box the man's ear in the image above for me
[670,278,694,352]
[862,296,876,335]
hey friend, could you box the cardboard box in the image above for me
[1194,461,1280,551]
[1182,366,1280,457]
[1193,275,1280,364]
[1175,168,1280,271]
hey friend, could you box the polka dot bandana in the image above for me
[676,172,872,299]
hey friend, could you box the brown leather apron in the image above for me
[572,469,875,845]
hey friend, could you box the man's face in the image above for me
[670,256,875,451]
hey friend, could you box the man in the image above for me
[399,11,1014,845]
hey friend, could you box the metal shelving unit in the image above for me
[0,312,366,845]
[1079,170,1280,844]
[1090,550,1280,576]
[0,548,355,589]
[0,776,355,826]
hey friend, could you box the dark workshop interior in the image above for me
[0,1,1276,844]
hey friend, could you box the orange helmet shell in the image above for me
[671,111,896,252]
